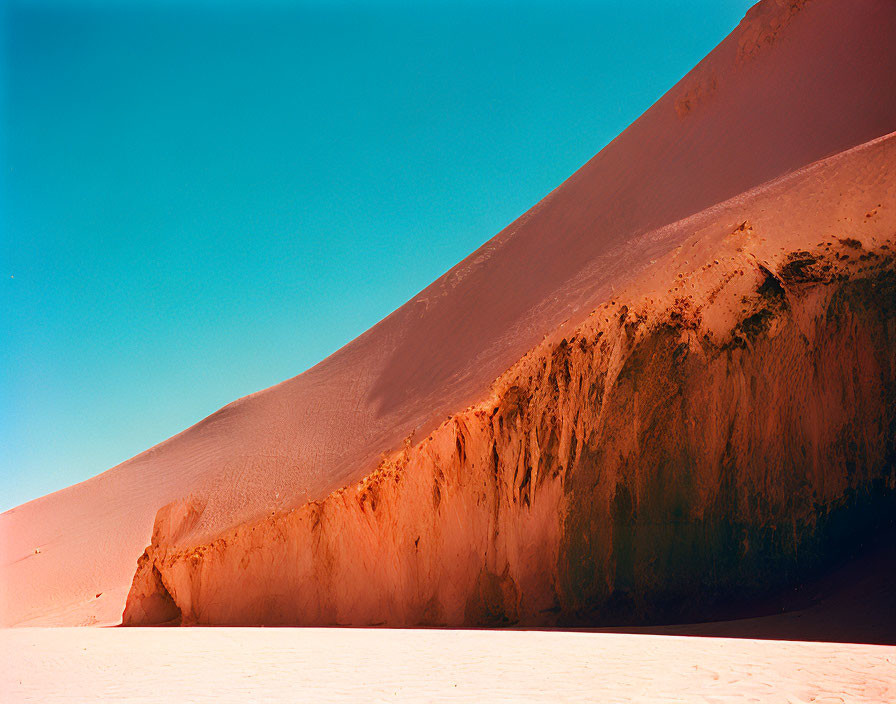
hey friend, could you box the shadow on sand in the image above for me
[579,526,896,646]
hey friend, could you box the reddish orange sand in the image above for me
[120,130,896,628]
[2,629,894,703]
[3,0,896,630]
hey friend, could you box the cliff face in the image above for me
[123,139,896,625]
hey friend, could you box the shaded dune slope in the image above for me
[3,0,896,626]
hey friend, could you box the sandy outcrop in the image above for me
[123,133,896,625]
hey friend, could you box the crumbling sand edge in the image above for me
[123,224,896,627]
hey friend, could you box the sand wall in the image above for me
[123,234,896,627]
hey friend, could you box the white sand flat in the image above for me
[2,628,894,703]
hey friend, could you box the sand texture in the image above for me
[3,628,895,704]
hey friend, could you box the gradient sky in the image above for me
[1,0,755,510]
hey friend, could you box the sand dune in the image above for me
[122,131,896,627]
[3,0,896,627]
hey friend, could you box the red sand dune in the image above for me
[2,0,896,627]
[121,132,896,628]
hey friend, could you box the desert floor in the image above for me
[2,627,894,703]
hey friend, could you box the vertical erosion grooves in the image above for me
[123,243,896,627]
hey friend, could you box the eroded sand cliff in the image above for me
[124,135,896,626]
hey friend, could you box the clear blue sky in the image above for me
[1,0,754,510]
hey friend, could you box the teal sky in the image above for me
[1,0,754,510]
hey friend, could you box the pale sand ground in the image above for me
[1,628,894,703]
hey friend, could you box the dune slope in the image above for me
[3,0,896,627]
[123,132,896,627]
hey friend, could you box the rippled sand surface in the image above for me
[2,628,894,703]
